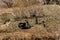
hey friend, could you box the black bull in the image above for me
[43,0,59,4]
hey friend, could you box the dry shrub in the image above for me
[0,2,8,8]
[2,0,12,8]
[0,13,15,24]
[0,32,32,40]
[0,0,41,8]
[0,31,56,40]
[0,5,60,33]
[0,22,14,33]
[12,0,41,7]
[0,0,12,8]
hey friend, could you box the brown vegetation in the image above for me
[0,0,60,40]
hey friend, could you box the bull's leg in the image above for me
[46,0,50,4]
[43,0,50,5]
[43,0,46,5]
[55,0,59,4]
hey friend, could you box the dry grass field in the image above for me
[0,0,60,40]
